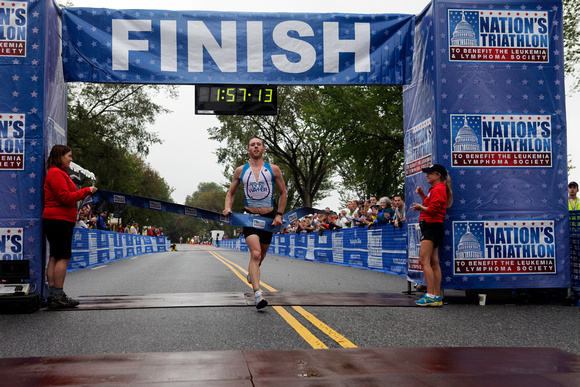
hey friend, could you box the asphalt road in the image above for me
[1,244,579,359]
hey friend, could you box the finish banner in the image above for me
[61,8,414,85]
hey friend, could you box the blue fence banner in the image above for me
[222,224,408,278]
[69,228,170,272]
[570,211,580,304]
[61,8,414,85]
[403,0,569,289]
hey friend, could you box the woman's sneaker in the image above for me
[48,294,80,309]
[414,295,439,307]
[254,291,268,309]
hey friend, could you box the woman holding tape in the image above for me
[411,164,453,307]
[43,145,98,308]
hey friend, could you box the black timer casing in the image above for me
[195,84,277,115]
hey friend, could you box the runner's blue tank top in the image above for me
[240,162,275,208]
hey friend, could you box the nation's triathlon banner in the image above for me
[221,224,408,277]
[61,8,414,85]
[69,228,170,271]
[0,0,66,297]
[403,0,569,289]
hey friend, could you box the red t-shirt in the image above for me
[43,167,92,223]
[419,182,447,223]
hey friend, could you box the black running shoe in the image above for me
[48,294,79,309]
[41,296,53,308]
[63,294,80,307]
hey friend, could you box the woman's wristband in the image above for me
[276,211,283,216]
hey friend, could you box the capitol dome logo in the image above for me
[450,11,478,47]
[453,116,480,152]
[455,222,483,259]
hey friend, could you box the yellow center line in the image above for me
[291,306,357,348]
[206,249,357,349]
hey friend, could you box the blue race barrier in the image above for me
[570,211,580,305]
[221,224,408,277]
[68,229,170,272]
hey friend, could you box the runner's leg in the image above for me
[246,234,263,292]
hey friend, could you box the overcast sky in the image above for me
[70,0,579,209]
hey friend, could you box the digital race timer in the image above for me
[195,85,277,115]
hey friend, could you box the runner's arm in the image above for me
[272,164,287,226]
[223,167,242,215]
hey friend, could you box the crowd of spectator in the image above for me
[74,195,406,239]
[280,195,406,234]
[74,204,164,237]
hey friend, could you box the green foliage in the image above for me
[166,182,237,242]
[67,83,177,229]
[564,0,580,92]
[68,84,176,156]
[185,182,226,211]
[305,86,405,201]
[569,154,576,175]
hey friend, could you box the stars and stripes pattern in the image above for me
[404,1,569,289]
[61,8,414,85]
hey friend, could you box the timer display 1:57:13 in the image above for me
[199,87,274,103]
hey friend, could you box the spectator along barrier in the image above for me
[68,228,170,272]
[220,224,408,278]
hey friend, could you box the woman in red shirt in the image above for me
[411,164,453,307]
[43,145,98,308]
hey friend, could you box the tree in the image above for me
[564,0,580,92]
[185,182,226,212]
[209,86,336,208]
[68,84,176,156]
[166,182,238,242]
[67,83,177,229]
[304,86,405,200]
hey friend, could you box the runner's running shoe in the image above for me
[435,296,443,307]
[254,291,268,309]
[414,295,439,307]
[48,294,80,309]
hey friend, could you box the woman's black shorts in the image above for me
[243,209,276,245]
[43,219,75,260]
[420,220,444,248]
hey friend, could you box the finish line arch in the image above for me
[0,0,570,297]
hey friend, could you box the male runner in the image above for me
[223,137,287,309]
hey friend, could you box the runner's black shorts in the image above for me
[43,219,75,260]
[419,220,444,248]
[243,209,276,245]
